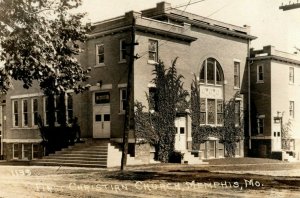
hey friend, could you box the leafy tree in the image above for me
[135,58,189,163]
[0,0,90,127]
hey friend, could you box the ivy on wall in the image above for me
[191,77,244,157]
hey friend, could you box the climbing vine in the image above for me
[191,76,244,157]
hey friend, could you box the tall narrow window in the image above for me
[13,144,18,159]
[289,101,294,118]
[217,100,223,125]
[257,118,264,134]
[32,144,39,159]
[12,100,19,127]
[22,100,28,127]
[257,65,264,82]
[234,61,240,88]
[207,99,216,124]
[120,39,126,62]
[120,89,127,114]
[235,101,241,126]
[200,98,206,124]
[67,94,73,123]
[44,97,49,126]
[289,67,294,84]
[32,98,38,126]
[149,87,158,111]
[96,44,104,64]
[207,59,215,84]
[148,39,158,62]
[55,96,61,124]
[22,144,29,159]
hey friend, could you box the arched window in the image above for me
[200,58,224,85]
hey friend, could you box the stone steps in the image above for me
[31,140,109,168]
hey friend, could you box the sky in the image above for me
[76,0,300,53]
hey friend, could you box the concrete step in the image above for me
[44,156,107,161]
[55,150,108,155]
[39,159,107,165]
[48,153,107,158]
[31,161,106,168]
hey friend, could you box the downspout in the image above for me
[247,39,251,150]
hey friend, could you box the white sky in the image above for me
[77,0,300,53]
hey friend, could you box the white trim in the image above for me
[10,93,44,99]
[12,100,18,128]
[257,114,265,118]
[96,44,104,65]
[119,39,127,63]
[89,84,113,91]
[3,139,43,143]
[118,83,127,88]
[147,83,156,88]
[256,65,264,83]
[31,98,38,127]
[21,99,29,127]
[12,143,18,159]
[233,58,241,62]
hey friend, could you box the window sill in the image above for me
[289,82,294,85]
[256,81,264,84]
[147,60,158,65]
[118,60,127,64]
[118,112,125,115]
[234,87,240,90]
[94,63,106,68]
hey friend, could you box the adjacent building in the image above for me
[249,46,300,161]
[1,2,257,164]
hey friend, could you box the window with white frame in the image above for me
[96,44,104,65]
[200,58,224,85]
[32,98,38,126]
[289,67,294,84]
[13,143,18,159]
[120,39,127,62]
[257,117,264,134]
[234,61,240,88]
[257,65,264,82]
[120,89,127,114]
[289,101,294,118]
[22,99,29,127]
[200,98,223,125]
[22,144,29,159]
[235,100,241,126]
[148,39,158,62]
[43,97,49,126]
[32,144,39,159]
[55,96,61,124]
[12,100,19,127]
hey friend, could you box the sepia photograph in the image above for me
[0,0,299,197]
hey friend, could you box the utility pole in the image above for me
[121,16,138,171]
[279,1,300,11]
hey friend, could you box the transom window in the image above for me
[200,58,223,85]
[95,92,110,104]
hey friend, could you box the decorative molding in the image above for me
[89,84,113,91]
[3,139,43,143]
[10,93,44,99]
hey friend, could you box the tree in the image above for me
[0,0,90,126]
[135,58,189,163]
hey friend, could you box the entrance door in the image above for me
[272,123,281,151]
[93,92,111,138]
[175,116,186,151]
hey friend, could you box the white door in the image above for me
[272,123,281,151]
[175,116,186,151]
[93,92,111,138]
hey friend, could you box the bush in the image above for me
[168,151,184,163]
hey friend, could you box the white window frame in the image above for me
[32,144,39,159]
[257,117,264,134]
[119,39,127,63]
[148,39,158,64]
[234,61,240,89]
[96,44,105,66]
[21,144,28,160]
[257,65,264,83]
[119,88,127,114]
[13,143,18,159]
[289,101,294,118]
[12,100,19,127]
[289,67,294,84]
[22,99,29,127]
[31,98,38,127]
[43,97,49,126]
[66,93,73,123]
